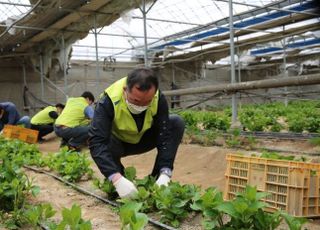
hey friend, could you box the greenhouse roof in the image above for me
[0,0,319,68]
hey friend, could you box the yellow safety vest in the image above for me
[31,106,57,125]
[55,97,89,128]
[105,77,159,144]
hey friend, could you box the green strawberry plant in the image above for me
[119,201,148,230]
[45,148,93,182]
[24,203,56,228]
[190,187,224,229]
[0,137,44,166]
[51,204,92,230]
[0,158,40,212]
[153,182,200,227]
[92,178,118,199]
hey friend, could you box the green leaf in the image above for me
[61,204,82,227]
[31,185,40,197]
[124,167,137,182]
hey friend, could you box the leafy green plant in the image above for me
[309,137,320,146]
[24,203,56,228]
[53,204,92,230]
[0,138,44,166]
[124,166,137,182]
[281,212,308,230]
[153,182,200,227]
[45,149,93,182]
[225,129,241,148]
[191,187,224,229]
[217,186,273,229]
[260,151,295,161]
[119,201,148,230]
[178,110,199,128]
[0,158,40,212]
[92,178,117,199]
[202,112,230,131]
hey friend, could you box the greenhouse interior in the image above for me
[0,0,320,229]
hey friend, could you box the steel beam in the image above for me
[163,74,320,96]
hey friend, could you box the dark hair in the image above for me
[127,68,159,92]
[55,103,65,109]
[81,91,95,102]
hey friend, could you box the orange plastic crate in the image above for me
[2,124,39,144]
[224,153,320,217]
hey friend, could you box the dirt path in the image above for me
[25,170,121,230]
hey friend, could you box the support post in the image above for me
[142,0,148,67]
[229,0,238,126]
[22,60,27,86]
[61,34,68,99]
[94,14,100,94]
[39,54,44,101]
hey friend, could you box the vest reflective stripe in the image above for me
[105,77,159,144]
[31,106,57,125]
[55,97,88,128]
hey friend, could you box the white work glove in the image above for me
[156,173,171,187]
[113,176,138,198]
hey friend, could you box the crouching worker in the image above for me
[54,92,95,152]
[0,102,30,131]
[89,68,185,198]
[30,103,65,141]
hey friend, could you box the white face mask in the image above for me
[126,99,148,114]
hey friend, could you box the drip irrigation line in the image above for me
[239,131,320,140]
[23,165,177,230]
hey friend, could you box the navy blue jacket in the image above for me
[0,102,21,125]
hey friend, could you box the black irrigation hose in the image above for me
[239,131,320,140]
[24,165,177,230]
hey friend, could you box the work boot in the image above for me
[67,145,81,153]
[60,139,68,148]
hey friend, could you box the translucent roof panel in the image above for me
[72,0,282,61]
[0,0,31,22]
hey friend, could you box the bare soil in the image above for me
[20,134,320,229]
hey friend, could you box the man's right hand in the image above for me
[113,176,138,198]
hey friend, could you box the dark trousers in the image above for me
[107,114,185,177]
[54,125,90,148]
[31,124,54,139]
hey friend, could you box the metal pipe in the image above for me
[39,54,44,100]
[22,60,27,86]
[282,28,288,106]
[94,14,100,94]
[215,0,318,16]
[142,0,148,67]
[162,73,320,96]
[229,0,238,125]
[61,34,68,99]
[0,24,160,39]
[0,0,42,39]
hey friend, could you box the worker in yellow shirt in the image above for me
[30,103,65,142]
[54,92,95,152]
[89,68,185,198]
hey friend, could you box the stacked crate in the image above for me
[224,154,320,217]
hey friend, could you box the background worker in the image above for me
[30,103,65,141]
[89,68,185,199]
[0,102,30,131]
[54,92,95,151]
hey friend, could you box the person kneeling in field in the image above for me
[89,67,185,198]
[54,92,95,152]
[30,103,65,142]
[0,102,30,131]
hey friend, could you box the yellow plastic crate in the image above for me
[2,124,39,144]
[224,153,320,217]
